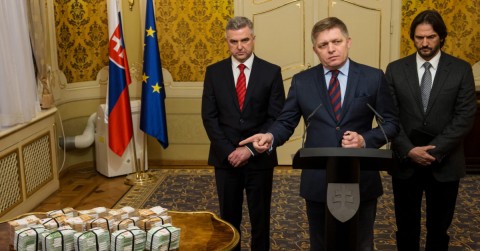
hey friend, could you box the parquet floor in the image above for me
[33,163,130,212]
[33,164,207,212]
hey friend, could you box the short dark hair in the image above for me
[409,10,447,48]
[311,17,349,43]
[226,16,254,35]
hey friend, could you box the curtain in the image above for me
[27,0,54,110]
[0,1,40,129]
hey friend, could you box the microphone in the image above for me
[366,103,384,124]
[302,103,323,148]
[366,103,390,149]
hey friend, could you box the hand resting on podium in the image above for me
[340,131,365,148]
[240,130,366,153]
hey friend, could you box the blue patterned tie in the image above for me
[328,70,341,121]
[420,62,432,112]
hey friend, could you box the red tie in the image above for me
[328,70,341,121]
[236,64,246,110]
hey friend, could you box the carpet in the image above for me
[114,168,480,251]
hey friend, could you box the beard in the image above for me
[417,45,440,61]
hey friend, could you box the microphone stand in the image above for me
[302,103,323,148]
[366,103,390,150]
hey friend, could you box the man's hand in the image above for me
[408,146,436,166]
[239,133,273,153]
[228,147,251,167]
[341,131,365,148]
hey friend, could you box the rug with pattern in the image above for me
[115,168,480,250]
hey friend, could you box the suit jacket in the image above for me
[202,56,285,169]
[269,60,399,202]
[386,52,477,182]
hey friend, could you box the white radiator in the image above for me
[0,108,59,220]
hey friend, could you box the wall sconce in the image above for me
[128,0,134,11]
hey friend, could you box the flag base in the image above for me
[124,172,157,186]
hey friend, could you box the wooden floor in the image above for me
[33,163,131,212]
[32,164,209,212]
[33,164,287,213]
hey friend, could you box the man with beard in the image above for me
[385,10,477,251]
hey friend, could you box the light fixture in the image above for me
[128,0,134,11]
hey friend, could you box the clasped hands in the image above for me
[238,130,366,153]
[408,145,436,166]
[228,133,274,168]
[228,146,252,168]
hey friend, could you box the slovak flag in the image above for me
[107,0,133,156]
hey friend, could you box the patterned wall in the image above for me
[54,0,479,83]
[54,0,232,83]
[401,0,480,65]
[155,0,233,81]
[54,0,109,83]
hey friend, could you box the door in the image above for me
[237,0,398,164]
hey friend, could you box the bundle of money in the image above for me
[47,207,77,218]
[145,224,181,251]
[137,216,172,231]
[108,206,137,221]
[73,227,110,251]
[41,226,76,251]
[137,206,168,218]
[41,216,67,231]
[8,215,42,247]
[110,226,146,251]
[13,225,46,251]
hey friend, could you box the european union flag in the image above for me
[140,0,168,148]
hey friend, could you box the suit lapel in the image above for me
[340,61,359,123]
[403,55,425,113]
[425,53,450,115]
[243,57,260,111]
[223,58,241,111]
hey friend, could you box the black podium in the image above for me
[292,147,392,251]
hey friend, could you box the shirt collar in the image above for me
[232,54,255,70]
[416,51,441,70]
[323,58,350,76]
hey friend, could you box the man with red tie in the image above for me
[201,16,285,251]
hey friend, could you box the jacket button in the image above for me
[335,126,340,131]
[240,119,244,124]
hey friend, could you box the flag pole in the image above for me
[125,119,157,185]
[136,0,169,185]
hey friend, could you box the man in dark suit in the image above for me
[201,16,285,251]
[385,10,477,251]
[240,17,399,250]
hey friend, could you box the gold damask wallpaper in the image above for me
[155,0,233,81]
[54,1,478,83]
[401,0,480,65]
[55,0,109,83]
[54,0,232,83]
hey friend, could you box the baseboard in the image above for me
[148,159,209,167]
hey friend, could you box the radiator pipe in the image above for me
[59,112,97,150]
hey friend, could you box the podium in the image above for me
[292,147,392,251]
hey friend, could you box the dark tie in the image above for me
[420,62,432,112]
[236,64,246,110]
[328,70,341,121]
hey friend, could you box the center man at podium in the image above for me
[240,17,399,251]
